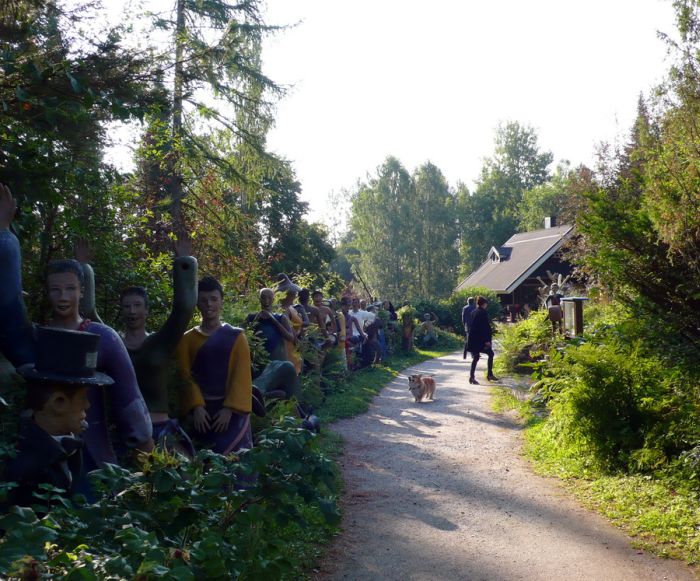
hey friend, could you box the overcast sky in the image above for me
[260,0,677,224]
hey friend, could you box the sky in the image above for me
[103,1,678,227]
[259,0,677,225]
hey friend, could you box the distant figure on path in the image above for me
[461,296,476,359]
[467,296,498,385]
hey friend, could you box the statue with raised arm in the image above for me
[245,287,300,400]
[118,236,198,455]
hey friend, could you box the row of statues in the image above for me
[0,183,311,507]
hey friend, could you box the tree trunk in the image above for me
[170,0,185,226]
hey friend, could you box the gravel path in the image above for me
[314,351,696,581]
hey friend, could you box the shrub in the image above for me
[0,417,339,580]
[532,339,700,482]
[408,288,501,336]
[494,309,559,374]
[441,287,501,334]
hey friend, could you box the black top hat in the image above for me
[17,327,114,387]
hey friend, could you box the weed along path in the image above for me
[315,351,696,581]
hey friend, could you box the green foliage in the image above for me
[518,162,589,232]
[440,287,501,334]
[494,309,559,374]
[292,271,346,299]
[411,162,460,297]
[0,417,339,580]
[573,24,700,345]
[529,329,700,482]
[457,121,553,274]
[348,157,459,301]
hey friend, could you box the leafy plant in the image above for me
[0,417,339,580]
[494,309,558,374]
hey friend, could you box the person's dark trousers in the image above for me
[462,333,469,359]
[469,347,495,379]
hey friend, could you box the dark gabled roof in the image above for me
[455,224,574,294]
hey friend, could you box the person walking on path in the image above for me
[461,296,476,360]
[467,296,498,384]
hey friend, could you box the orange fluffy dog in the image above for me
[408,374,436,402]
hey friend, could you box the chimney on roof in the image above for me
[544,216,556,229]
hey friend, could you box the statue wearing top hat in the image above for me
[3,327,113,507]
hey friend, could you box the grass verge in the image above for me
[492,383,700,568]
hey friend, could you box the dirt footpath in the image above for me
[315,351,696,581]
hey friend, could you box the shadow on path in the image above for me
[315,351,696,581]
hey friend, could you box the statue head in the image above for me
[46,259,85,323]
[259,287,275,310]
[298,288,310,304]
[197,276,224,322]
[312,289,324,307]
[120,286,149,331]
[17,327,113,435]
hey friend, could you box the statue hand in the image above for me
[174,231,192,257]
[211,407,233,433]
[0,183,17,231]
[74,237,94,263]
[136,438,155,454]
[193,406,211,433]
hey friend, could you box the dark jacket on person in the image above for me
[462,304,476,331]
[467,308,492,353]
[3,419,87,508]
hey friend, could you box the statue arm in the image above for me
[79,262,103,324]
[176,332,206,415]
[0,230,35,366]
[154,256,198,354]
[223,333,252,413]
[92,324,152,448]
[273,314,296,343]
[326,307,338,333]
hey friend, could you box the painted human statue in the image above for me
[176,277,253,455]
[118,238,198,455]
[3,327,114,507]
[245,287,300,400]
